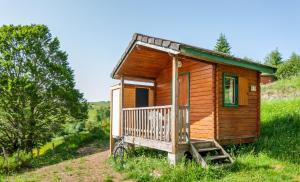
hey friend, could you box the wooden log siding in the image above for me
[217,64,260,142]
[122,105,190,144]
[155,58,215,139]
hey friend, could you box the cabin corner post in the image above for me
[120,76,124,136]
[109,89,114,155]
[169,56,180,165]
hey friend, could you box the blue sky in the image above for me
[1,0,299,101]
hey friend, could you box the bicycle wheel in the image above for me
[113,146,128,165]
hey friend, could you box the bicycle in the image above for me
[113,136,128,166]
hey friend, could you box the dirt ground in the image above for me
[6,150,130,182]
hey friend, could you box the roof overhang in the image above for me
[180,46,276,74]
[111,33,276,79]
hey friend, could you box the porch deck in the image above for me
[122,105,190,152]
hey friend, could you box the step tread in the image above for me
[206,155,228,161]
[198,147,220,152]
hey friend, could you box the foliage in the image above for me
[243,56,261,63]
[112,97,300,181]
[276,53,300,79]
[214,33,231,54]
[85,102,110,132]
[264,48,283,67]
[0,151,32,174]
[0,25,88,153]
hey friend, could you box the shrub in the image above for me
[0,151,31,174]
[276,53,300,79]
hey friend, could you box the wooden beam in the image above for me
[109,89,114,155]
[124,136,172,152]
[123,75,155,83]
[171,56,179,154]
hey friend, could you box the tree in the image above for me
[264,48,283,67]
[214,33,231,54]
[0,25,88,153]
[276,52,300,79]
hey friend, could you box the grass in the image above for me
[111,97,300,182]
[261,76,300,99]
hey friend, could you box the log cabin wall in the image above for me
[155,58,215,139]
[216,64,260,144]
[123,84,154,108]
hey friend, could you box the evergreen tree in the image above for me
[264,48,283,67]
[214,33,231,54]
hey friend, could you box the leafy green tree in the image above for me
[214,33,231,54]
[276,52,300,79]
[0,25,88,153]
[264,49,283,67]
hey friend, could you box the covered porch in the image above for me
[110,40,190,161]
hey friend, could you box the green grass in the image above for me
[111,97,300,182]
[261,76,300,99]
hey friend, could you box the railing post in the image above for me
[169,56,179,164]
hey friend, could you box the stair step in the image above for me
[191,140,214,148]
[198,147,220,152]
[206,155,228,161]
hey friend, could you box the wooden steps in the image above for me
[189,139,233,168]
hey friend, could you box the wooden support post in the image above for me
[109,89,114,155]
[120,76,124,136]
[170,56,179,164]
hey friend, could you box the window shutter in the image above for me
[238,77,249,105]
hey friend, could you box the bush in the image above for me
[276,53,300,79]
[0,151,31,174]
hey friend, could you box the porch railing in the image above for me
[178,105,190,144]
[122,105,190,143]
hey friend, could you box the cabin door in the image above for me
[178,73,190,107]
[135,88,149,107]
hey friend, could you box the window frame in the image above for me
[223,72,239,107]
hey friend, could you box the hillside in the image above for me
[261,76,300,100]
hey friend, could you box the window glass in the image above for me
[223,74,238,106]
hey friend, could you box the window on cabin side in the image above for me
[223,73,238,107]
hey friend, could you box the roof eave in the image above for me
[180,46,276,74]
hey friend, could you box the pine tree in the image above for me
[264,48,283,67]
[214,33,231,54]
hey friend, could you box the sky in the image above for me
[0,0,299,101]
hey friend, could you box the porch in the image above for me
[123,105,190,152]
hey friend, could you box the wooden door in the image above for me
[178,73,189,107]
[135,88,149,107]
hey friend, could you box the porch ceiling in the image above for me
[114,45,172,80]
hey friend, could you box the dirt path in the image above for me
[7,150,130,182]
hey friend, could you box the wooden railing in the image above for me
[123,105,190,144]
[123,105,172,142]
[178,105,190,144]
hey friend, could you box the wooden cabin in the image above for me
[260,73,275,84]
[109,33,276,166]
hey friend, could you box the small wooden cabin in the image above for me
[260,73,275,84]
[109,33,276,166]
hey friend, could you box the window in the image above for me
[223,73,238,107]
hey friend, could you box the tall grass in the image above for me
[111,97,300,181]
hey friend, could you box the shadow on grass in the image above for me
[255,113,300,163]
